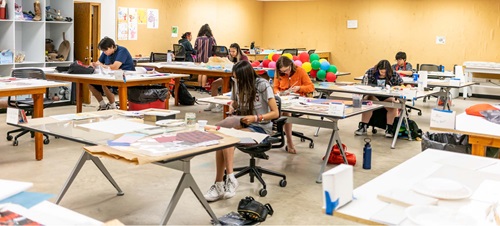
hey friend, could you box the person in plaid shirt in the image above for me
[355,59,403,138]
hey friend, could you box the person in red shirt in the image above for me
[273,56,314,154]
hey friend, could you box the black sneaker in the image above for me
[97,105,108,111]
[355,122,367,135]
[385,125,394,138]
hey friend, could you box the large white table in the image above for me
[336,149,500,225]
[314,83,439,148]
[10,110,240,225]
[45,70,188,112]
[0,78,68,160]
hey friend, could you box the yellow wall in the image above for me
[117,0,264,57]
[261,0,500,80]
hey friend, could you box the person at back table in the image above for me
[194,24,217,91]
[178,32,196,62]
[392,51,413,77]
[91,37,135,110]
[355,59,403,138]
[205,43,249,113]
[273,56,314,154]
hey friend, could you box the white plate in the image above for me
[155,119,186,127]
[412,178,471,200]
[405,205,477,226]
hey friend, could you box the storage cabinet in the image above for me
[0,0,74,76]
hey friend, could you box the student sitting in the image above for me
[392,51,413,77]
[91,37,135,110]
[178,32,196,62]
[204,61,279,202]
[355,59,403,138]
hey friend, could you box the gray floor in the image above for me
[0,91,492,225]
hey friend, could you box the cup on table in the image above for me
[197,120,208,131]
[185,112,196,127]
[114,70,124,80]
[352,94,362,108]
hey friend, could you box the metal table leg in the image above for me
[56,151,124,204]
[316,119,345,183]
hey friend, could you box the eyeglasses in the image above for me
[279,67,291,74]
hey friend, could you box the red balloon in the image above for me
[299,52,310,63]
[251,61,260,67]
[309,69,318,78]
[262,59,271,67]
[293,56,299,61]
[272,54,281,62]
[326,72,337,82]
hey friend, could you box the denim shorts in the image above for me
[247,125,267,134]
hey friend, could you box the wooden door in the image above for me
[74,2,100,104]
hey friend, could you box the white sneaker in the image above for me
[223,175,239,199]
[204,103,216,111]
[211,105,223,113]
[204,182,225,202]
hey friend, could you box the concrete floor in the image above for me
[0,90,492,225]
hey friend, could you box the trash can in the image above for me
[421,132,471,154]
[127,85,169,110]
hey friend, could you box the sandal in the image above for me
[285,146,297,154]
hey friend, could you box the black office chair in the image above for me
[149,52,168,62]
[281,48,298,56]
[233,96,287,197]
[6,68,52,146]
[212,45,229,57]
[172,44,186,62]
[307,49,316,55]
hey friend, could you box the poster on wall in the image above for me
[117,7,128,23]
[171,26,178,38]
[137,8,146,24]
[147,9,159,29]
[118,23,128,40]
[128,8,138,40]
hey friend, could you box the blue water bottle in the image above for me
[363,138,372,170]
[413,73,419,82]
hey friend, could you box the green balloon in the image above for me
[317,69,327,80]
[328,65,338,73]
[264,56,268,60]
[311,60,321,70]
[310,53,320,62]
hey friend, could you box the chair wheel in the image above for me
[13,140,18,146]
[30,132,35,138]
[418,112,422,116]
[259,188,267,197]
[309,143,314,148]
[372,129,377,134]
[408,109,412,112]
[300,138,305,142]
[7,135,13,141]
[279,179,287,187]
[43,139,50,144]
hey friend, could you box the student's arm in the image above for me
[273,76,280,94]
[296,69,315,94]
[92,53,106,67]
[108,47,130,70]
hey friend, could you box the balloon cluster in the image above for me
[255,51,338,82]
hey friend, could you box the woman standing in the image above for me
[194,24,217,91]
[204,61,279,202]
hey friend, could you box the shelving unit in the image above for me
[0,0,74,76]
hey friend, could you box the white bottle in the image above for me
[167,51,173,63]
[362,73,368,85]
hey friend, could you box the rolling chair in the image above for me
[172,44,186,61]
[281,48,298,56]
[212,45,229,57]
[6,68,52,146]
[149,52,168,62]
[233,96,287,197]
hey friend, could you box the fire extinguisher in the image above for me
[363,138,372,170]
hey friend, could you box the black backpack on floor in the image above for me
[171,82,195,105]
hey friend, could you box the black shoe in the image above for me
[385,124,394,138]
[355,122,367,135]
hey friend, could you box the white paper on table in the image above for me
[369,203,407,225]
[0,179,33,200]
[50,113,100,121]
[5,108,20,125]
[437,155,497,171]
[78,119,156,135]
[217,128,268,143]
[470,180,500,203]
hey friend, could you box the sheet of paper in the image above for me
[0,192,53,209]
[0,179,33,201]
[50,113,100,121]
[436,155,497,171]
[5,108,19,125]
[217,128,268,143]
[78,119,156,135]
[369,203,407,225]
[470,180,500,203]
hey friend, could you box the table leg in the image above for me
[469,135,500,157]
[222,77,230,119]
[32,93,44,160]
[159,159,219,225]
[391,102,406,149]
[56,151,124,204]
[162,83,169,109]
[174,78,180,106]
[317,125,339,184]
[76,83,83,113]
[118,87,127,110]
